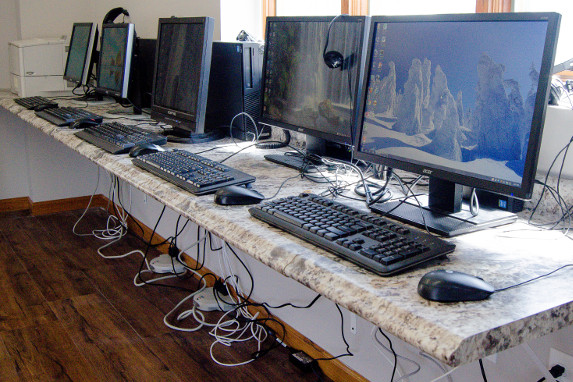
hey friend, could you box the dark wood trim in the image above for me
[342,0,368,16]
[262,0,276,35]
[30,195,108,216]
[476,0,512,13]
[0,197,32,212]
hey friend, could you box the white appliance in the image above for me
[9,37,72,97]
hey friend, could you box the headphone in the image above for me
[103,7,130,24]
[323,15,347,70]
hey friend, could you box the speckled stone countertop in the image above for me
[2,92,572,367]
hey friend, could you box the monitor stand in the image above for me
[70,94,115,106]
[369,177,517,237]
[163,128,224,144]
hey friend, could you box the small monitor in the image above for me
[355,13,560,236]
[151,17,216,143]
[260,16,368,156]
[63,22,98,86]
[96,23,135,99]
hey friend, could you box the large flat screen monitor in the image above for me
[96,23,135,99]
[354,13,560,236]
[63,22,98,86]
[260,16,367,156]
[151,17,216,143]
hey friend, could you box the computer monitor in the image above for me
[63,22,98,86]
[96,23,135,99]
[354,12,560,236]
[151,17,216,143]
[260,16,368,157]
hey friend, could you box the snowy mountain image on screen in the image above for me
[362,53,539,182]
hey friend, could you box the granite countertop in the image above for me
[2,93,572,366]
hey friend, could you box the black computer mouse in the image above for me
[129,143,166,158]
[70,118,100,129]
[214,185,265,205]
[33,103,58,111]
[417,270,495,302]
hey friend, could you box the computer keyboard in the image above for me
[35,107,103,126]
[75,122,167,154]
[14,96,58,110]
[132,149,256,195]
[249,193,456,276]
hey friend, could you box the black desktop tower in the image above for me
[128,38,156,113]
[206,41,269,141]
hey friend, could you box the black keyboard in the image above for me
[14,96,58,110]
[35,107,103,126]
[249,193,456,276]
[75,122,167,154]
[132,149,256,195]
[264,153,322,172]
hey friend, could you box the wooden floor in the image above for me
[0,208,328,381]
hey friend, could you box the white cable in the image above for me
[73,166,102,236]
[429,366,458,382]
[419,352,453,382]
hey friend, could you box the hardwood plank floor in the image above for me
[0,209,330,382]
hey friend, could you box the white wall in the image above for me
[0,0,223,91]
[0,0,21,89]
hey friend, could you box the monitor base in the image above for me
[70,95,115,106]
[163,129,224,144]
[370,196,517,237]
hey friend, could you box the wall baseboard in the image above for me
[30,195,108,216]
[0,197,32,212]
[0,195,108,215]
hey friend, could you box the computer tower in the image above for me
[129,38,156,113]
[206,41,269,141]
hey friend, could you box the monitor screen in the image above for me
[96,23,135,99]
[151,17,215,141]
[260,16,367,146]
[354,13,560,235]
[63,22,97,85]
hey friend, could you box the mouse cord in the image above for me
[494,264,573,293]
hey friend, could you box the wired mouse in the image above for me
[70,118,100,129]
[129,143,165,157]
[214,185,265,205]
[33,103,58,111]
[417,270,495,302]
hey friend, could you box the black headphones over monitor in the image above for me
[323,14,347,70]
[103,7,130,24]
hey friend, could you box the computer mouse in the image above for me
[33,103,58,111]
[417,270,495,302]
[214,185,265,205]
[129,143,165,158]
[69,118,100,129]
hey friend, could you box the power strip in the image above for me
[149,254,186,274]
[193,287,233,312]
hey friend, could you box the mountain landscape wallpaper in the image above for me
[360,20,549,186]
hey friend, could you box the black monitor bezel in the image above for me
[63,22,98,85]
[150,16,214,136]
[354,12,560,200]
[259,16,368,147]
[95,23,135,99]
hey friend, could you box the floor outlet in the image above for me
[149,254,186,274]
[549,348,573,382]
[193,287,233,312]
